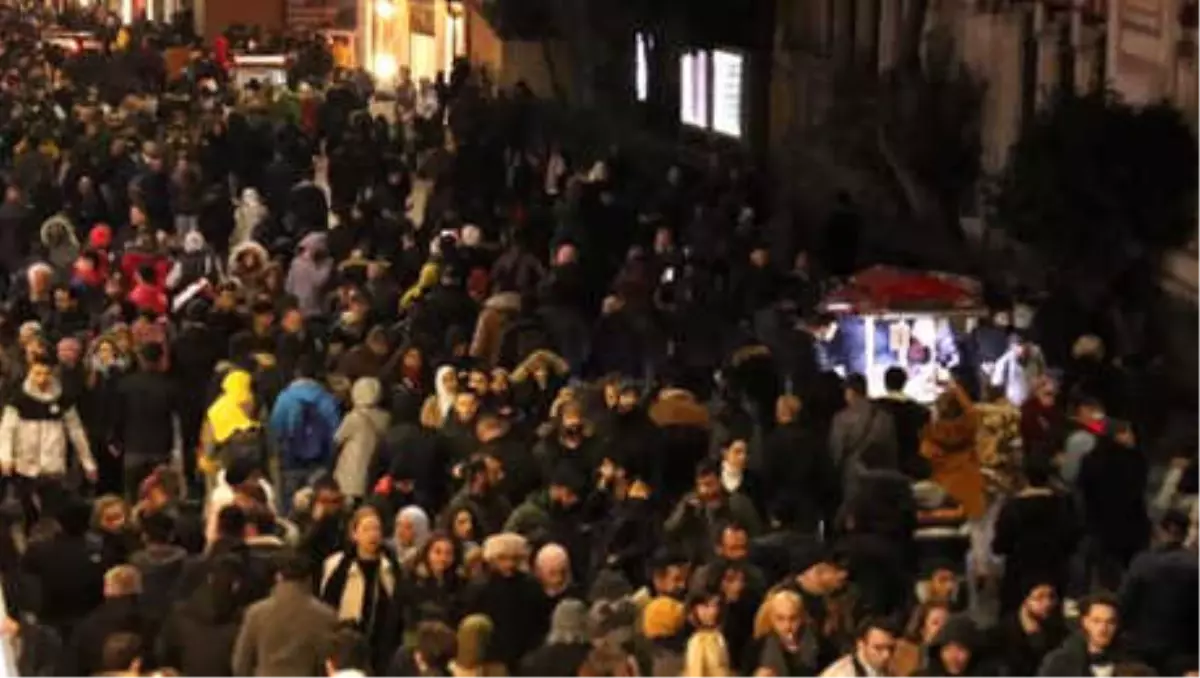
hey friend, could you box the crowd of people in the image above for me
[0,4,1193,677]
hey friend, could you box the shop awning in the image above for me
[820,265,987,316]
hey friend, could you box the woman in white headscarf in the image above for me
[392,505,431,566]
[420,366,459,428]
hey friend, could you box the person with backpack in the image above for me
[268,357,342,515]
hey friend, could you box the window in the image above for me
[680,49,710,129]
[711,49,744,137]
[679,47,745,139]
[635,32,651,102]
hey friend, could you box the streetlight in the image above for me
[375,0,395,19]
[373,53,398,80]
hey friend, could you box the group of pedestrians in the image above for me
[0,5,1192,678]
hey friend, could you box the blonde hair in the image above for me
[753,588,805,640]
[92,494,130,530]
[682,630,731,677]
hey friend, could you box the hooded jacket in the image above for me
[232,188,268,247]
[227,240,270,294]
[130,544,189,622]
[470,292,522,367]
[286,232,334,317]
[334,378,391,499]
[919,615,983,677]
[166,231,222,291]
[40,214,80,271]
[0,373,95,478]
[267,378,342,469]
[206,370,258,444]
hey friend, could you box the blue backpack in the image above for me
[287,399,333,466]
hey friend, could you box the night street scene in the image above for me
[0,0,1192,675]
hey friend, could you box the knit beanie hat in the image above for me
[641,596,685,640]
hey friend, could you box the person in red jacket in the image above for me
[128,263,168,317]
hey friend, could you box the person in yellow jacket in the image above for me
[400,260,440,309]
[114,26,130,52]
[199,368,259,480]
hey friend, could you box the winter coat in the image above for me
[830,399,899,487]
[1076,439,1150,555]
[320,550,402,665]
[917,614,983,676]
[334,378,391,498]
[286,232,334,317]
[39,214,80,271]
[462,571,546,671]
[129,544,188,623]
[920,385,985,519]
[20,531,105,636]
[992,486,1081,613]
[69,595,155,677]
[232,188,268,247]
[1037,635,1132,677]
[520,642,591,677]
[0,200,31,273]
[12,619,64,677]
[267,378,342,469]
[665,490,762,563]
[0,374,96,478]
[157,585,243,677]
[1119,544,1200,663]
[227,240,270,296]
[990,612,1066,677]
[647,390,712,504]
[873,394,932,480]
[763,421,837,533]
[399,561,465,628]
[233,580,339,677]
[113,369,178,464]
[470,292,522,367]
[166,231,222,291]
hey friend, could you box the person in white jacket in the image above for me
[0,357,96,525]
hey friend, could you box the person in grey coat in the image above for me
[334,377,391,502]
[829,373,898,491]
[232,550,338,677]
[285,232,334,318]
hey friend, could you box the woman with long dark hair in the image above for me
[400,531,465,630]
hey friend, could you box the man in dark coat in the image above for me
[763,394,837,534]
[991,579,1067,677]
[1075,423,1150,591]
[872,367,931,480]
[992,458,1081,613]
[0,185,32,280]
[20,499,104,642]
[1119,510,1199,672]
[462,535,545,671]
[1038,594,1134,676]
[113,342,180,497]
[69,565,155,676]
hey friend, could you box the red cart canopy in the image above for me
[820,265,986,316]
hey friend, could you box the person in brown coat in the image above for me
[920,381,985,519]
[469,291,521,367]
[232,549,338,677]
